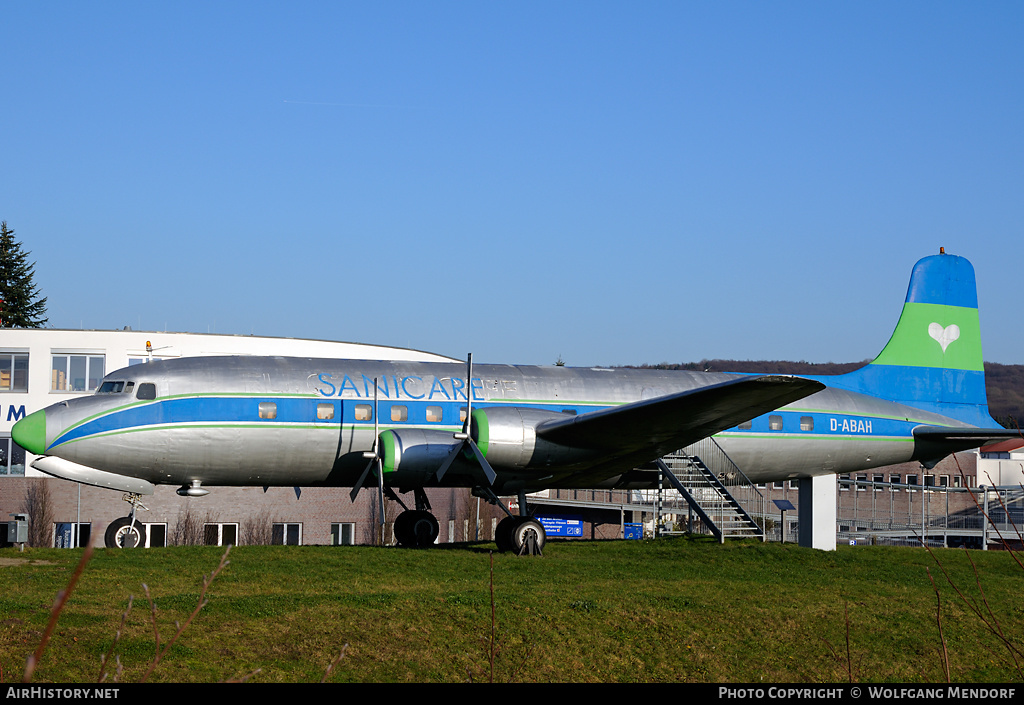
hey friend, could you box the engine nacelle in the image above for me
[378,428,460,484]
[472,407,598,470]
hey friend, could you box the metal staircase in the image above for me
[656,438,766,543]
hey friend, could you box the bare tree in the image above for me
[241,507,274,545]
[172,503,203,546]
[22,480,54,547]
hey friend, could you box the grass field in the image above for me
[1,537,1021,683]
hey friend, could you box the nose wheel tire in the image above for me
[105,516,142,548]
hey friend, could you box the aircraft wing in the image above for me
[535,375,825,458]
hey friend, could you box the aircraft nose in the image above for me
[12,409,47,455]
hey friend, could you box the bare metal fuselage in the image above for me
[35,356,968,494]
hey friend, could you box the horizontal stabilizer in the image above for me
[536,375,825,456]
[912,425,1022,447]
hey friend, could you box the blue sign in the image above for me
[624,523,643,540]
[537,515,584,537]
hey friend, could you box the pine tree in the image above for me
[0,221,48,328]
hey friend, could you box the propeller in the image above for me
[435,353,497,486]
[349,378,386,524]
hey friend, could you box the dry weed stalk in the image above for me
[97,595,134,683]
[926,569,951,683]
[916,454,1024,679]
[139,545,232,682]
[320,645,350,683]
[22,545,94,682]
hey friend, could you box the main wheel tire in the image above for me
[104,517,142,548]
[495,516,518,552]
[394,510,439,548]
[508,517,545,555]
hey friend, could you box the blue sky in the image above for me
[2,2,1022,366]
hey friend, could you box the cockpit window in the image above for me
[137,383,157,400]
[97,380,138,395]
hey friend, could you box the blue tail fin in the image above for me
[830,250,999,427]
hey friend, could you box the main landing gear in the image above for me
[495,516,546,555]
[394,510,440,548]
[389,488,441,548]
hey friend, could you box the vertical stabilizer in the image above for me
[832,251,998,427]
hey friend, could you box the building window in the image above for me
[54,523,92,548]
[51,354,105,392]
[889,474,901,491]
[939,475,949,488]
[873,474,884,491]
[907,474,918,492]
[331,523,355,546]
[800,416,814,431]
[145,523,167,548]
[839,473,850,491]
[769,415,783,431]
[204,523,237,546]
[0,436,26,476]
[0,353,29,392]
[856,474,867,491]
[272,523,302,545]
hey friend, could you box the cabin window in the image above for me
[137,383,157,400]
[460,407,468,423]
[391,405,408,422]
[737,420,752,430]
[258,402,277,419]
[51,354,105,392]
[354,404,372,421]
[561,409,577,416]
[98,381,125,394]
[800,416,814,431]
[316,403,335,420]
[426,406,442,422]
[0,353,29,392]
[769,415,783,431]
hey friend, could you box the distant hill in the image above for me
[626,360,1024,429]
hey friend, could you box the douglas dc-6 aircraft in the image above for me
[12,251,1019,551]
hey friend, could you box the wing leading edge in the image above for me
[536,375,826,460]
